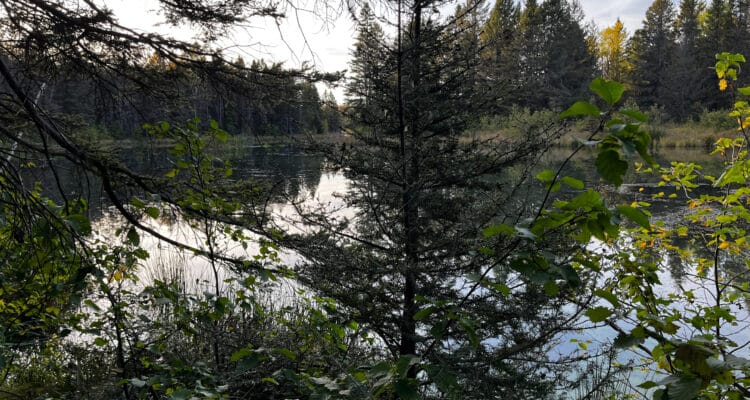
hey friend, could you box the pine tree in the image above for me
[480,0,521,112]
[345,3,390,128]
[697,0,735,110]
[515,0,595,109]
[516,0,546,106]
[537,0,596,109]
[667,0,705,119]
[627,0,677,110]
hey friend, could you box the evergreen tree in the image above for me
[515,0,595,109]
[291,0,590,397]
[345,3,390,128]
[320,90,341,133]
[537,0,596,109]
[694,0,741,110]
[516,0,546,106]
[668,0,705,119]
[627,0,677,111]
[480,0,521,112]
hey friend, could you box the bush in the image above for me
[698,109,735,131]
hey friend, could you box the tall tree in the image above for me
[667,0,705,119]
[537,0,596,108]
[516,0,546,105]
[480,0,521,112]
[515,0,595,109]
[345,3,390,128]
[627,0,677,110]
[291,0,591,398]
[698,0,736,109]
[598,18,629,82]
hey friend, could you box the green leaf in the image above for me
[170,388,192,400]
[414,306,436,321]
[394,380,419,400]
[614,332,644,348]
[425,365,459,395]
[561,176,584,190]
[596,149,628,187]
[66,214,92,235]
[536,169,555,183]
[482,224,514,238]
[94,337,107,346]
[236,353,261,372]
[230,348,251,362]
[369,361,392,377]
[667,377,702,400]
[126,227,140,246]
[396,355,420,377]
[620,109,648,122]
[214,128,228,143]
[585,306,612,323]
[616,206,650,230]
[273,348,297,361]
[544,280,559,296]
[590,78,624,105]
[145,207,160,219]
[738,86,750,96]
[559,101,601,118]
[594,289,620,308]
[639,381,658,389]
[130,378,146,388]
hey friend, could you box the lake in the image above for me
[36,139,745,397]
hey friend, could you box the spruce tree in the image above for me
[698,0,732,109]
[538,0,596,109]
[345,3,390,128]
[627,0,677,111]
[667,0,705,119]
[288,0,591,397]
[480,0,521,112]
[515,0,595,109]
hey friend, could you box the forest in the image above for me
[2,0,750,399]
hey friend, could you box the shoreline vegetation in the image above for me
[82,111,738,151]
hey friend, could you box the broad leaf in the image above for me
[620,108,648,122]
[561,176,585,190]
[585,306,612,323]
[616,205,650,230]
[596,149,628,187]
[559,101,600,118]
[590,78,624,105]
[666,377,702,400]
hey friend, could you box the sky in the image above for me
[108,0,660,96]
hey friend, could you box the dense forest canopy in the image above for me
[2,0,750,400]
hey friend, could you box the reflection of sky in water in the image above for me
[85,145,749,397]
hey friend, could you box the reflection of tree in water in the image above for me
[237,145,323,199]
[24,142,324,215]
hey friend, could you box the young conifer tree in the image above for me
[288,0,598,397]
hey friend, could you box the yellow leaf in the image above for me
[719,241,730,250]
[720,79,728,91]
[113,271,123,281]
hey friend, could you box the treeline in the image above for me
[348,0,749,123]
[2,52,341,137]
